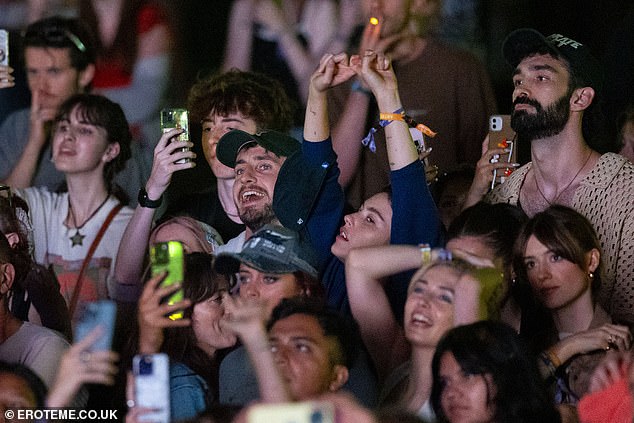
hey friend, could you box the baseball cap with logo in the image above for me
[214,224,319,279]
[502,28,603,93]
[217,129,300,168]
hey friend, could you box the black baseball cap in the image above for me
[502,28,603,93]
[217,129,300,168]
[214,224,319,279]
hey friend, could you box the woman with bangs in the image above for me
[1,93,134,320]
[513,205,632,404]
[132,252,237,421]
[430,321,560,423]
[346,246,503,420]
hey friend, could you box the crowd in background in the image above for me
[0,1,633,423]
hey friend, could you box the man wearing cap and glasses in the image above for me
[465,29,634,327]
[0,16,143,203]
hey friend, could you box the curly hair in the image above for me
[187,70,294,132]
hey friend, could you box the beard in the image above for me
[511,92,571,142]
[239,203,276,233]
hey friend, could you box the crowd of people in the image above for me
[0,1,633,423]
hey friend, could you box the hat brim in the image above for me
[217,130,258,168]
[217,129,301,168]
[502,28,559,68]
[214,251,317,278]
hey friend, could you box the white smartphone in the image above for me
[133,354,170,423]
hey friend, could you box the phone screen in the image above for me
[150,241,184,320]
[74,300,116,350]
[133,354,170,423]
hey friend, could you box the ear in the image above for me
[328,364,349,392]
[4,232,19,249]
[586,248,600,273]
[78,63,95,92]
[0,263,15,294]
[102,142,120,163]
[569,87,595,112]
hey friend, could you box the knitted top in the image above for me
[486,153,634,326]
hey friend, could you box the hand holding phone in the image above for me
[74,300,116,350]
[133,353,170,423]
[0,30,8,66]
[160,108,190,164]
[150,241,185,320]
[488,115,518,188]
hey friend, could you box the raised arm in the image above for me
[221,295,292,402]
[304,53,356,142]
[358,51,418,171]
[345,245,420,380]
[222,0,255,72]
[114,129,194,284]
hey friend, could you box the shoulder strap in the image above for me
[68,203,124,317]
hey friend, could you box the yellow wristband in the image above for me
[380,113,405,122]
[419,243,431,266]
[545,349,561,368]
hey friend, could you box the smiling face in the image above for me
[331,192,392,260]
[510,53,574,141]
[269,313,347,400]
[403,265,459,348]
[201,112,258,179]
[522,235,593,311]
[51,105,116,175]
[237,264,303,315]
[232,144,284,232]
[192,290,237,353]
[25,47,92,113]
[439,352,496,423]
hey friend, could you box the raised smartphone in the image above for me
[160,108,190,164]
[488,115,517,188]
[133,354,170,423]
[247,402,335,423]
[0,30,8,66]
[150,240,184,320]
[74,300,116,350]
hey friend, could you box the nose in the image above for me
[238,165,256,184]
[240,281,259,299]
[343,213,354,227]
[536,262,551,281]
[273,345,290,366]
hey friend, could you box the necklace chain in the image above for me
[534,151,592,205]
[68,195,110,247]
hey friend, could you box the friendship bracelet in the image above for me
[362,108,437,153]
[419,243,432,266]
[545,349,562,368]
[362,108,404,152]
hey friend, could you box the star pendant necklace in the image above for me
[68,195,110,247]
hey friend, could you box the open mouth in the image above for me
[410,312,432,327]
[337,227,348,241]
[240,189,266,204]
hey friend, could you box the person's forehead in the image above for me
[271,314,325,340]
[25,46,73,66]
[516,52,569,74]
[204,111,255,125]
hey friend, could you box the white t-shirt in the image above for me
[14,188,134,314]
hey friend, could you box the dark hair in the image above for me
[267,298,360,369]
[55,94,132,203]
[22,16,96,71]
[448,202,528,272]
[0,361,48,407]
[431,321,560,423]
[617,105,634,150]
[512,205,602,295]
[0,195,31,279]
[187,70,294,132]
[161,252,231,396]
[0,229,11,263]
[292,271,325,301]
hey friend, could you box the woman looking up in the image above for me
[3,94,134,320]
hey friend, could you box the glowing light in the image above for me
[369,17,379,26]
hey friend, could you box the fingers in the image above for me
[588,351,629,393]
[0,65,15,89]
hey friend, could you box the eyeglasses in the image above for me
[22,27,87,53]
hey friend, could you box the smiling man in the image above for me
[482,29,634,327]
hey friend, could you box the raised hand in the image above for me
[47,326,119,407]
[137,273,191,354]
[220,293,269,340]
[551,323,632,365]
[310,53,357,94]
[144,128,196,200]
[0,65,15,89]
[463,135,520,208]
